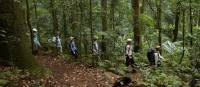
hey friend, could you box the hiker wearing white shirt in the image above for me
[125,39,135,68]
[32,28,41,53]
[93,37,99,55]
[154,46,165,67]
[92,37,100,66]
[53,32,63,53]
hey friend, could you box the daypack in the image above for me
[147,48,156,65]
[147,48,155,59]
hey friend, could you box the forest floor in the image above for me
[37,54,113,87]
[0,53,143,87]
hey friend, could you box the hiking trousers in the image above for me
[125,55,135,67]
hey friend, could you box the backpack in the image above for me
[147,48,155,62]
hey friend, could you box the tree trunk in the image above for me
[89,0,93,54]
[132,0,141,52]
[26,0,33,53]
[33,0,40,38]
[62,10,67,38]
[50,0,59,34]
[140,0,145,32]
[0,0,38,69]
[179,10,185,64]
[110,0,118,51]
[156,0,162,48]
[189,0,193,46]
[101,0,107,55]
[198,10,200,28]
[173,2,180,42]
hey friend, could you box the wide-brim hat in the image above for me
[70,36,74,40]
[32,28,37,32]
[156,45,161,48]
[127,39,132,42]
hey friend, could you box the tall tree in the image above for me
[90,0,93,54]
[33,0,40,36]
[189,0,193,46]
[50,0,59,34]
[132,0,142,52]
[0,0,38,69]
[156,0,162,47]
[110,0,119,50]
[173,1,181,42]
[110,0,118,31]
[179,9,186,64]
[26,0,33,53]
[101,0,108,55]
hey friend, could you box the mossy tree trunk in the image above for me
[132,0,142,52]
[155,0,162,50]
[0,0,38,69]
[50,0,59,34]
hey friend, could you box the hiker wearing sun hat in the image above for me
[54,31,63,53]
[68,36,78,59]
[154,45,165,67]
[32,28,41,53]
[93,36,99,55]
[92,36,100,66]
[125,38,135,68]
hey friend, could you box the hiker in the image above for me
[32,28,41,53]
[93,37,100,55]
[154,45,165,67]
[147,45,165,67]
[68,36,78,59]
[53,32,63,53]
[125,39,135,68]
[92,37,100,65]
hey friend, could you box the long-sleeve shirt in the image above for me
[69,41,77,53]
[154,52,165,67]
[56,36,62,48]
[33,32,41,48]
[93,41,99,54]
[125,45,133,56]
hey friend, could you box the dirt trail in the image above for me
[0,54,143,87]
[37,55,111,87]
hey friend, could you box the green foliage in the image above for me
[140,14,155,27]
[0,79,9,86]
[99,59,128,76]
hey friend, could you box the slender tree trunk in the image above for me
[0,0,38,69]
[26,0,33,53]
[173,2,180,42]
[101,0,107,55]
[179,10,185,64]
[50,0,59,34]
[89,0,93,54]
[62,10,67,38]
[132,0,141,52]
[198,10,200,28]
[33,0,40,38]
[197,10,200,28]
[111,0,118,31]
[189,0,193,46]
[33,0,38,20]
[140,0,145,32]
[156,0,162,47]
[110,0,118,51]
